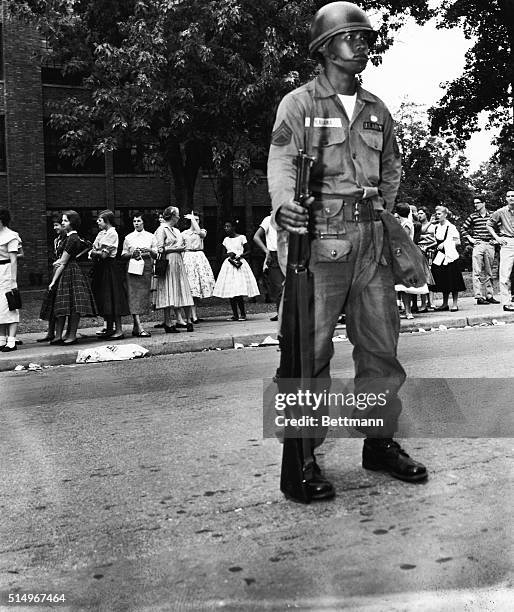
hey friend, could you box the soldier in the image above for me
[268,1,427,502]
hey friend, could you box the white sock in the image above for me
[6,336,16,348]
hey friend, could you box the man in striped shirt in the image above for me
[461,195,499,305]
[487,189,514,311]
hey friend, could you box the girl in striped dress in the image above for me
[213,221,259,321]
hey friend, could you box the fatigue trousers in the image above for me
[297,218,405,447]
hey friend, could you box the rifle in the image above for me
[278,147,317,503]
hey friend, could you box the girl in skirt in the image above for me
[46,210,98,344]
[154,206,195,333]
[213,221,259,321]
[181,212,215,323]
[90,209,129,339]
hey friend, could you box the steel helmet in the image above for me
[309,2,375,56]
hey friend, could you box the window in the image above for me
[44,122,105,174]
[202,206,218,257]
[40,37,84,86]
[113,144,158,174]
[41,66,84,87]
[0,116,6,172]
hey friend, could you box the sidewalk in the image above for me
[1,296,513,372]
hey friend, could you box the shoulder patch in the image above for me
[271,120,293,146]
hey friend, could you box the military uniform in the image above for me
[268,72,405,437]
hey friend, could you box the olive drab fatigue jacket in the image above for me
[267,72,401,213]
[267,72,427,290]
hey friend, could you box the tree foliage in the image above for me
[469,159,514,208]
[395,101,472,219]
[8,0,432,217]
[427,0,514,171]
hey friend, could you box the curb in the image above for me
[1,311,513,373]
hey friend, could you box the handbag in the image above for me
[228,257,242,269]
[5,288,22,310]
[128,257,145,275]
[39,287,56,320]
[154,252,168,277]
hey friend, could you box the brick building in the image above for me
[0,4,271,287]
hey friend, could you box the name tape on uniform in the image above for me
[305,117,343,128]
[363,121,383,132]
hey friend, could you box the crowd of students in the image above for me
[393,202,495,319]
[0,207,266,350]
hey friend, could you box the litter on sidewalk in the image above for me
[14,362,43,372]
[259,336,279,346]
[76,344,149,364]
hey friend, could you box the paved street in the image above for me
[0,326,513,611]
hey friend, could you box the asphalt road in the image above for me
[0,326,513,611]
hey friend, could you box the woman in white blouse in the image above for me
[90,209,129,339]
[121,212,157,337]
[431,205,466,311]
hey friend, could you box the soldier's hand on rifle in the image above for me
[276,197,312,234]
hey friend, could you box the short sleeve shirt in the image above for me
[259,216,278,251]
[93,227,119,257]
[64,233,83,258]
[222,235,247,257]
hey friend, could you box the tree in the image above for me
[469,158,514,207]
[427,0,514,174]
[394,101,472,218]
[8,0,434,223]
